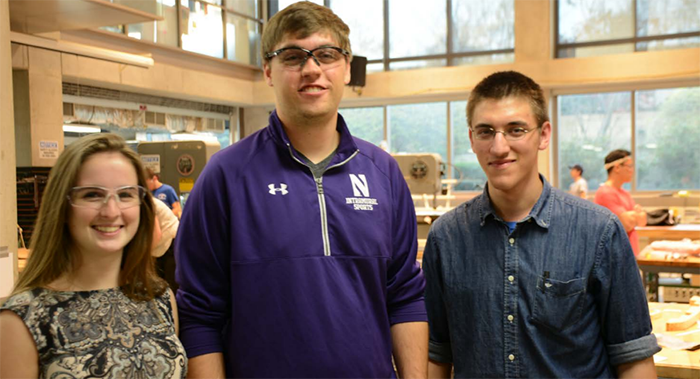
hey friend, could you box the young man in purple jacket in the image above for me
[174,2,428,378]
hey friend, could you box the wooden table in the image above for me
[638,252,700,302]
[636,227,700,302]
[637,225,700,242]
[650,302,700,378]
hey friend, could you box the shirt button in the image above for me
[509,238,515,244]
[507,315,514,322]
[509,354,515,361]
[508,275,514,282]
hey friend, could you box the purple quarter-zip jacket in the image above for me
[175,110,427,378]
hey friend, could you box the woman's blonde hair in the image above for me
[12,133,165,301]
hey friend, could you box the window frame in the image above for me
[554,0,700,58]
[551,79,700,194]
[267,0,515,71]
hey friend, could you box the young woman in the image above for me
[0,133,187,378]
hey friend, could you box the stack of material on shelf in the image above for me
[647,239,700,259]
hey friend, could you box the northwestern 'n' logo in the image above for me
[349,174,370,197]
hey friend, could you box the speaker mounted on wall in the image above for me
[348,55,367,87]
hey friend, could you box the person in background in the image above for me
[174,2,427,378]
[423,71,659,379]
[595,149,648,255]
[152,196,180,292]
[0,133,186,379]
[146,167,182,219]
[569,164,588,199]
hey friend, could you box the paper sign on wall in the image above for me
[140,154,161,174]
[39,141,59,159]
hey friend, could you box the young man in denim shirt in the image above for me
[423,71,660,378]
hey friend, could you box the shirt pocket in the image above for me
[531,275,586,332]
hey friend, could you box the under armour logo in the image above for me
[268,183,289,195]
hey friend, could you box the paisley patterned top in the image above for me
[0,287,187,378]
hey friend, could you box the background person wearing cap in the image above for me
[595,149,647,255]
[569,164,588,199]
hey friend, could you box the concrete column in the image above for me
[13,46,64,167]
[514,0,552,63]
[1,0,19,298]
[241,106,273,138]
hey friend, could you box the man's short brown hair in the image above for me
[145,167,157,179]
[466,71,549,129]
[262,1,351,62]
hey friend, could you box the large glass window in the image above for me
[270,0,514,71]
[388,102,447,160]
[450,101,487,191]
[388,0,446,58]
[558,0,634,44]
[181,0,224,58]
[635,87,700,190]
[226,12,261,66]
[225,0,258,18]
[638,0,700,37]
[276,0,323,12]
[340,107,384,146]
[127,0,178,47]
[557,92,632,192]
[330,0,384,60]
[451,0,514,66]
[557,0,700,58]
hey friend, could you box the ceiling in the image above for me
[10,0,163,35]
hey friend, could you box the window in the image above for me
[226,12,262,66]
[450,101,487,191]
[556,0,700,58]
[339,107,384,146]
[225,0,258,18]
[635,87,700,190]
[451,0,515,66]
[557,92,631,191]
[99,0,264,65]
[389,0,446,59]
[269,0,514,71]
[277,0,323,11]
[388,102,447,160]
[181,0,225,58]
[127,0,178,47]
[556,86,700,192]
[329,0,384,60]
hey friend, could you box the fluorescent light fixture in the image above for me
[645,143,658,149]
[63,124,101,133]
[11,31,154,68]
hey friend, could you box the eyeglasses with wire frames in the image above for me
[67,186,147,210]
[470,125,541,142]
[264,46,350,71]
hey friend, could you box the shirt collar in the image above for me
[266,110,359,165]
[476,174,553,229]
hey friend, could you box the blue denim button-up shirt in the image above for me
[424,178,660,378]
